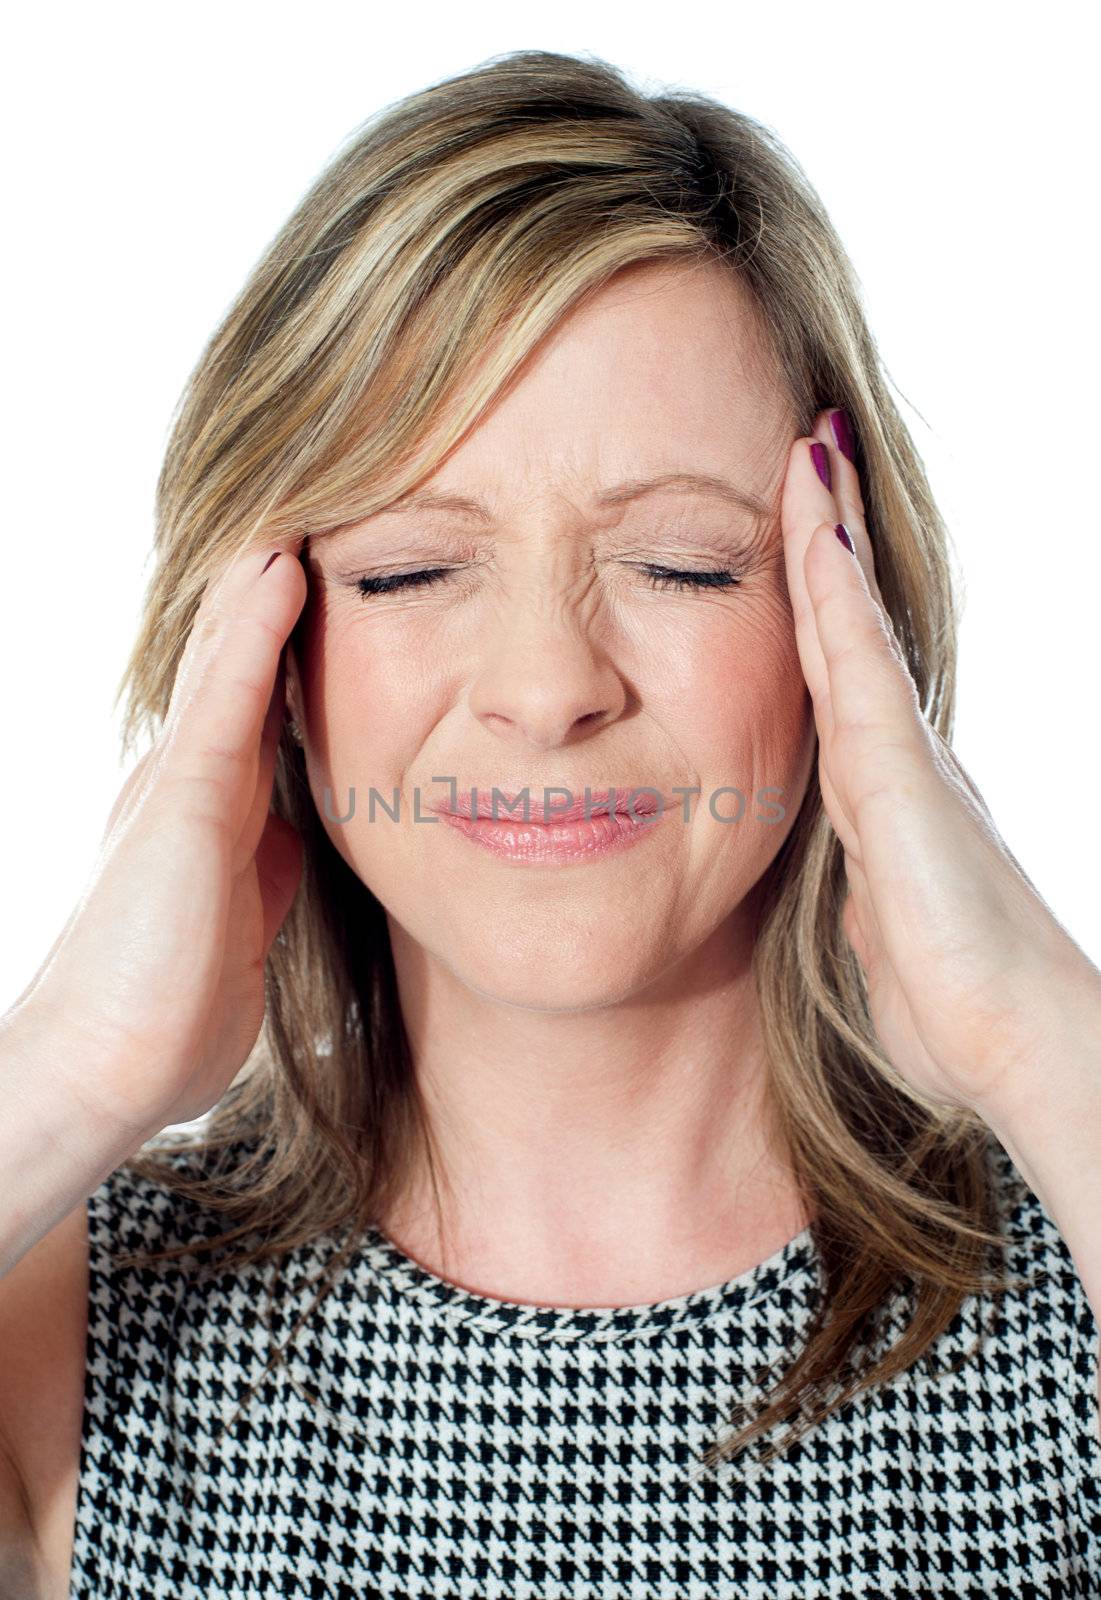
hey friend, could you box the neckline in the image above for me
[347,1219,821,1345]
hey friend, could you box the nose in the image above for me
[466,592,628,751]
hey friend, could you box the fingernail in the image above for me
[809,441,831,490]
[261,550,282,575]
[830,408,856,463]
[835,523,856,554]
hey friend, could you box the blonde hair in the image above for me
[114,47,1031,1473]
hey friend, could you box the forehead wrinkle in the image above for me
[346,470,774,529]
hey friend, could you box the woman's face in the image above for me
[288,258,817,1009]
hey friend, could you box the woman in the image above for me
[0,46,1098,1600]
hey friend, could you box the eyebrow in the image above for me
[376,471,772,525]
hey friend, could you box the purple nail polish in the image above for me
[830,408,856,463]
[810,441,831,490]
[835,523,855,554]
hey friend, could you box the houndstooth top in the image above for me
[67,1132,1100,1599]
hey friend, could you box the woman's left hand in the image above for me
[780,406,1101,1125]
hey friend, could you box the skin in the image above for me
[283,250,1101,1416]
[285,258,820,1306]
[6,239,1099,1600]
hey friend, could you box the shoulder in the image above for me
[83,1128,271,1316]
[86,1131,228,1259]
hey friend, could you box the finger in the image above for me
[780,433,840,721]
[820,407,867,544]
[233,645,289,877]
[161,543,306,832]
[101,556,270,844]
[804,518,928,766]
[811,408,868,556]
[164,534,304,730]
[809,406,893,610]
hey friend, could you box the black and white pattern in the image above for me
[68,1132,1101,1598]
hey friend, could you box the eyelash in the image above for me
[353,564,742,598]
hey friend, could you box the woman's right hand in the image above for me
[6,537,309,1145]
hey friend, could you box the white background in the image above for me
[2,0,1098,1018]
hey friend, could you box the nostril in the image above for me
[575,707,618,732]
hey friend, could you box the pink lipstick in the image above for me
[427,787,674,865]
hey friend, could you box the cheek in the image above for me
[297,619,443,882]
[645,592,812,787]
[299,608,446,778]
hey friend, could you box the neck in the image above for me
[379,907,811,1309]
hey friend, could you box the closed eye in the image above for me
[634,564,742,593]
[352,563,742,599]
[354,568,451,597]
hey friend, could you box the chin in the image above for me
[448,953,655,1015]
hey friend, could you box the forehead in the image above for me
[407,260,793,508]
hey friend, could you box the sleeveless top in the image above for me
[67,1132,1101,1599]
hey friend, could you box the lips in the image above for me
[429,786,673,866]
[428,787,668,824]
